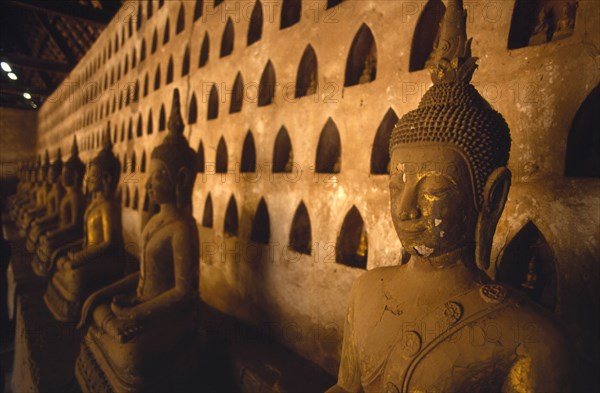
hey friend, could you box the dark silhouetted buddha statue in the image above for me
[16,150,51,233]
[33,136,87,277]
[44,126,124,322]
[26,150,65,252]
[75,89,200,392]
[327,1,571,392]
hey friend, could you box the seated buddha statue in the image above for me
[44,126,124,322]
[32,137,86,277]
[15,152,49,230]
[327,2,571,392]
[9,161,36,220]
[6,161,31,213]
[75,89,200,393]
[26,150,65,252]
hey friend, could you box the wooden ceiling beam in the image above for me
[7,0,113,29]
[3,53,71,74]
[35,13,77,64]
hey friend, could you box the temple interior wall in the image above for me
[0,107,37,194]
[33,0,599,378]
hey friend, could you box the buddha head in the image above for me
[87,124,121,197]
[389,0,511,270]
[147,89,198,211]
[48,149,63,184]
[63,136,86,189]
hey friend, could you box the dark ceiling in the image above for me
[0,0,123,111]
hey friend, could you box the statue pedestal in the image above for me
[199,303,335,393]
[11,286,82,393]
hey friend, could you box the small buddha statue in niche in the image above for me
[16,151,50,232]
[44,126,124,322]
[358,45,376,85]
[33,137,87,277]
[26,150,65,252]
[327,2,571,392]
[75,89,200,393]
[553,1,577,41]
[528,7,551,46]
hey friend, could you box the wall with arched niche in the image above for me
[34,0,599,382]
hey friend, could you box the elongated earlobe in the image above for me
[475,167,511,270]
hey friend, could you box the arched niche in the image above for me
[216,137,228,173]
[182,46,190,76]
[202,193,213,227]
[230,72,244,113]
[289,201,311,255]
[248,0,263,46]
[258,60,275,106]
[154,64,161,90]
[127,118,133,140]
[151,29,158,53]
[564,83,600,178]
[327,0,345,8]
[147,109,153,134]
[159,104,166,131]
[295,44,318,98]
[273,126,293,173]
[136,3,143,30]
[251,198,270,244]
[194,0,204,21]
[220,18,234,57]
[409,0,445,72]
[140,39,147,61]
[143,73,149,97]
[497,221,558,312]
[199,33,209,67]
[132,187,139,210]
[508,0,578,49]
[187,93,198,124]
[207,84,219,120]
[241,131,257,173]
[197,141,205,173]
[140,151,147,173]
[280,0,301,29]
[124,186,131,207]
[336,206,368,269]
[147,1,153,19]
[371,108,399,174]
[176,4,185,34]
[224,195,239,236]
[163,17,170,44]
[315,118,341,173]
[130,151,136,173]
[166,57,174,84]
[137,114,143,137]
[345,23,377,87]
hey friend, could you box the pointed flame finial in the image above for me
[430,0,478,84]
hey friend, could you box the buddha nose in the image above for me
[398,188,421,221]
[400,209,421,221]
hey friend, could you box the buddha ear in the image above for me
[475,167,511,271]
[177,167,192,189]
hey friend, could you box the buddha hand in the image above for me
[111,295,139,321]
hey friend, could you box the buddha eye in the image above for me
[423,188,451,201]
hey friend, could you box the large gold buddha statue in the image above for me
[75,89,200,393]
[32,136,87,277]
[327,2,571,392]
[44,126,124,322]
[26,150,65,252]
[16,150,50,232]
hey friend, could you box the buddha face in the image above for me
[62,166,74,188]
[389,145,478,258]
[85,164,103,193]
[146,159,175,205]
